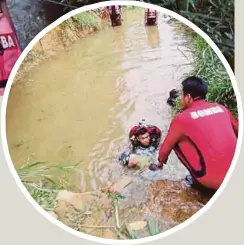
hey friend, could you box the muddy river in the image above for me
[6,8,197,236]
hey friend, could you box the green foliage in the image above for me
[173,29,237,118]
[142,0,234,70]
[147,220,160,236]
[16,161,79,211]
[71,12,101,30]
[193,35,237,118]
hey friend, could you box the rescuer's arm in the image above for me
[157,118,184,168]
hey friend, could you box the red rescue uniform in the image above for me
[158,99,238,190]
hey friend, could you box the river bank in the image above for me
[14,10,109,84]
[17,162,211,239]
[9,8,211,239]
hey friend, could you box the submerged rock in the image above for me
[55,190,101,211]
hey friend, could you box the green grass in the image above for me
[172,24,237,118]
[72,12,101,31]
[193,36,237,117]
[16,161,79,211]
[192,34,237,118]
[147,220,160,236]
[143,0,234,70]
[62,11,102,31]
[17,161,162,238]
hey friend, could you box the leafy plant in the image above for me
[143,0,234,70]
[16,161,79,211]
[71,12,101,30]
[172,23,237,119]
[147,220,160,236]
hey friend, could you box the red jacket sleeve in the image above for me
[227,109,238,136]
[158,117,184,165]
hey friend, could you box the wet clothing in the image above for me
[145,9,157,26]
[133,145,158,166]
[107,5,122,26]
[158,99,238,190]
[119,146,158,169]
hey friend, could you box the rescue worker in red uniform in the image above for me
[107,5,122,27]
[144,8,158,26]
[150,76,238,193]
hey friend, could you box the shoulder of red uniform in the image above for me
[171,109,186,122]
[193,100,228,112]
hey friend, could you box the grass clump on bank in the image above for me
[63,11,102,31]
[16,161,78,211]
[192,35,237,118]
[173,24,237,118]
[17,161,161,239]
[72,12,102,31]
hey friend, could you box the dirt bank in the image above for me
[14,10,109,84]
[50,177,211,239]
[145,180,211,224]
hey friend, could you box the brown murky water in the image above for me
[6,8,197,235]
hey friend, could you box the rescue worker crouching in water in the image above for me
[119,123,162,169]
[107,5,123,27]
[144,8,158,26]
[150,76,238,194]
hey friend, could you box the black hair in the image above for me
[169,89,179,99]
[181,76,208,100]
[167,89,179,107]
[135,127,148,137]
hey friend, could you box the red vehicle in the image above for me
[0,0,21,95]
